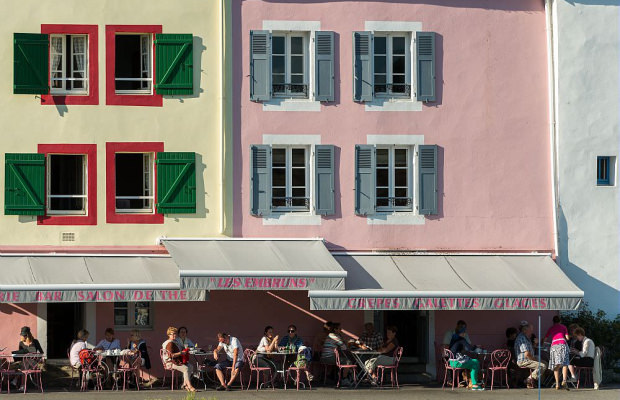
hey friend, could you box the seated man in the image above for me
[213,333,244,391]
[278,324,304,349]
[359,322,383,351]
[443,320,471,348]
[515,322,547,388]
[94,328,121,351]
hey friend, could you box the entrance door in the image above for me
[383,310,428,363]
[47,303,84,358]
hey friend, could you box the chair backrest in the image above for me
[333,348,346,367]
[244,348,258,370]
[121,352,141,369]
[22,353,43,371]
[490,349,511,368]
[392,346,404,366]
[441,348,454,367]
[81,350,102,371]
[160,348,173,370]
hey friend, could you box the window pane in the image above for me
[291,187,306,197]
[393,37,405,54]
[290,37,303,54]
[134,302,150,327]
[392,75,406,84]
[376,188,389,207]
[272,168,286,186]
[393,56,405,74]
[376,169,389,187]
[272,187,286,207]
[272,55,285,74]
[115,35,143,90]
[394,188,408,198]
[50,198,84,211]
[272,36,285,54]
[376,149,389,166]
[290,75,303,84]
[273,74,285,84]
[114,307,128,326]
[395,169,407,186]
[374,37,386,54]
[272,149,286,167]
[374,56,386,74]
[291,149,305,167]
[49,155,84,196]
[291,56,303,74]
[292,168,306,186]
[394,149,408,166]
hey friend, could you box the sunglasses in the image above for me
[288,330,296,333]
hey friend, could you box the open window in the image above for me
[115,34,152,94]
[47,154,87,215]
[271,33,309,99]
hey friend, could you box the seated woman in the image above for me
[320,322,353,386]
[162,326,196,392]
[176,326,195,349]
[364,325,399,382]
[69,329,90,369]
[127,329,156,386]
[94,328,121,351]
[568,327,595,381]
[18,326,44,354]
[256,325,279,373]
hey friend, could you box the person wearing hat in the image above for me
[17,326,44,354]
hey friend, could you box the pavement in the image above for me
[12,384,620,400]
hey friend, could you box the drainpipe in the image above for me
[545,0,560,258]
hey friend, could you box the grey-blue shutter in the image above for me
[353,31,373,102]
[250,30,271,101]
[355,145,376,215]
[250,145,271,216]
[416,32,436,102]
[418,145,437,215]
[315,145,335,215]
[315,31,334,102]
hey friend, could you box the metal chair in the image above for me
[245,348,275,390]
[118,352,142,391]
[333,348,357,388]
[159,348,180,390]
[487,349,511,390]
[80,351,104,391]
[376,346,404,388]
[0,356,21,394]
[224,360,245,390]
[19,353,44,393]
[442,348,465,390]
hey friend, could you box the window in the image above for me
[115,34,152,94]
[376,147,412,211]
[50,35,88,94]
[272,33,309,98]
[47,154,87,215]
[114,302,152,330]
[597,156,615,186]
[105,25,162,107]
[374,34,410,97]
[272,147,309,211]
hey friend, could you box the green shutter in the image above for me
[250,145,271,216]
[355,145,376,215]
[156,152,196,214]
[418,145,438,215]
[154,34,194,95]
[315,145,335,215]
[5,153,45,215]
[14,33,49,95]
[416,32,436,102]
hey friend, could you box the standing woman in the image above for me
[543,315,570,390]
[162,326,196,392]
[18,326,44,354]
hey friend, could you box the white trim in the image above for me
[367,213,425,225]
[365,21,422,32]
[308,290,585,298]
[263,98,321,112]
[263,134,321,145]
[263,20,321,31]
[36,303,47,355]
[182,270,346,278]
[263,213,322,226]
[367,134,424,145]
[365,99,422,112]
[330,251,553,256]
[162,237,324,242]
[0,283,179,290]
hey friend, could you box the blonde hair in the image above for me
[166,326,178,336]
[129,329,141,340]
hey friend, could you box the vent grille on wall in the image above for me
[60,232,76,242]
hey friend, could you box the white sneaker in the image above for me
[568,376,577,383]
[594,383,599,390]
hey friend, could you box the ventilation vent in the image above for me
[252,34,267,55]
[357,148,372,168]
[355,33,369,56]
[61,232,76,242]
[420,149,435,168]
[253,148,267,169]
[317,34,331,55]
[418,36,433,56]
[316,149,331,168]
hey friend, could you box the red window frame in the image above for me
[106,25,163,107]
[106,142,164,224]
[37,144,97,226]
[40,24,99,106]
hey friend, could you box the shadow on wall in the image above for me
[427,32,444,107]
[163,36,206,102]
[557,206,620,316]
[426,145,445,220]
[0,304,30,316]
[323,145,342,220]
[566,0,620,6]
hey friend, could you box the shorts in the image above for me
[215,358,244,371]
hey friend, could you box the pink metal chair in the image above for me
[487,349,511,390]
[159,348,180,390]
[225,361,245,389]
[333,348,357,388]
[0,356,21,394]
[19,353,44,393]
[376,346,403,388]
[118,352,142,391]
[245,348,274,390]
[80,351,104,391]
[442,348,465,390]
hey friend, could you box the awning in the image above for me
[0,255,207,303]
[163,238,347,290]
[309,255,583,311]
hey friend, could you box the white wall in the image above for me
[555,0,620,316]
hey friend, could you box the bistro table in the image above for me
[349,350,381,388]
[98,350,123,390]
[256,350,297,386]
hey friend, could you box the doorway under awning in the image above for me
[309,255,583,311]
[0,255,207,302]
[163,238,347,290]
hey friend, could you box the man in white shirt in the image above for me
[94,328,121,351]
[213,332,244,391]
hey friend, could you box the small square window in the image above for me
[47,154,87,215]
[597,156,615,186]
[115,153,154,213]
[114,302,153,330]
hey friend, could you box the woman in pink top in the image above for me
[543,315,570,390]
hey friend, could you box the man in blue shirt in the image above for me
[278,324,304,348]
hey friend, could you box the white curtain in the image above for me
[73,37,85,72]
[51,37,62,71]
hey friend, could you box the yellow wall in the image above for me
[0,0,227,246]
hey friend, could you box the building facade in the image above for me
[551,0,620,317]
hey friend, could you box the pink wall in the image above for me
[96,292,363,377]
[0,304,38,352]
[232,0,554,252]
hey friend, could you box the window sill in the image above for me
[263,98,321,112]
[365,97,422,112]
[366,213,425,225]
[262,213,322,226]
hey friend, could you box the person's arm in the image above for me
[232,347,238,367]
[378,340,396,354]
[267,337,278,352]
[213,343,222,359]
[34,339,44,354]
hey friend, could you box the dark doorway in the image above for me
[383,310,428,362]
[47,303,84,358]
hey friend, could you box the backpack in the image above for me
[79,349,95,366]
[294,346,312,368]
